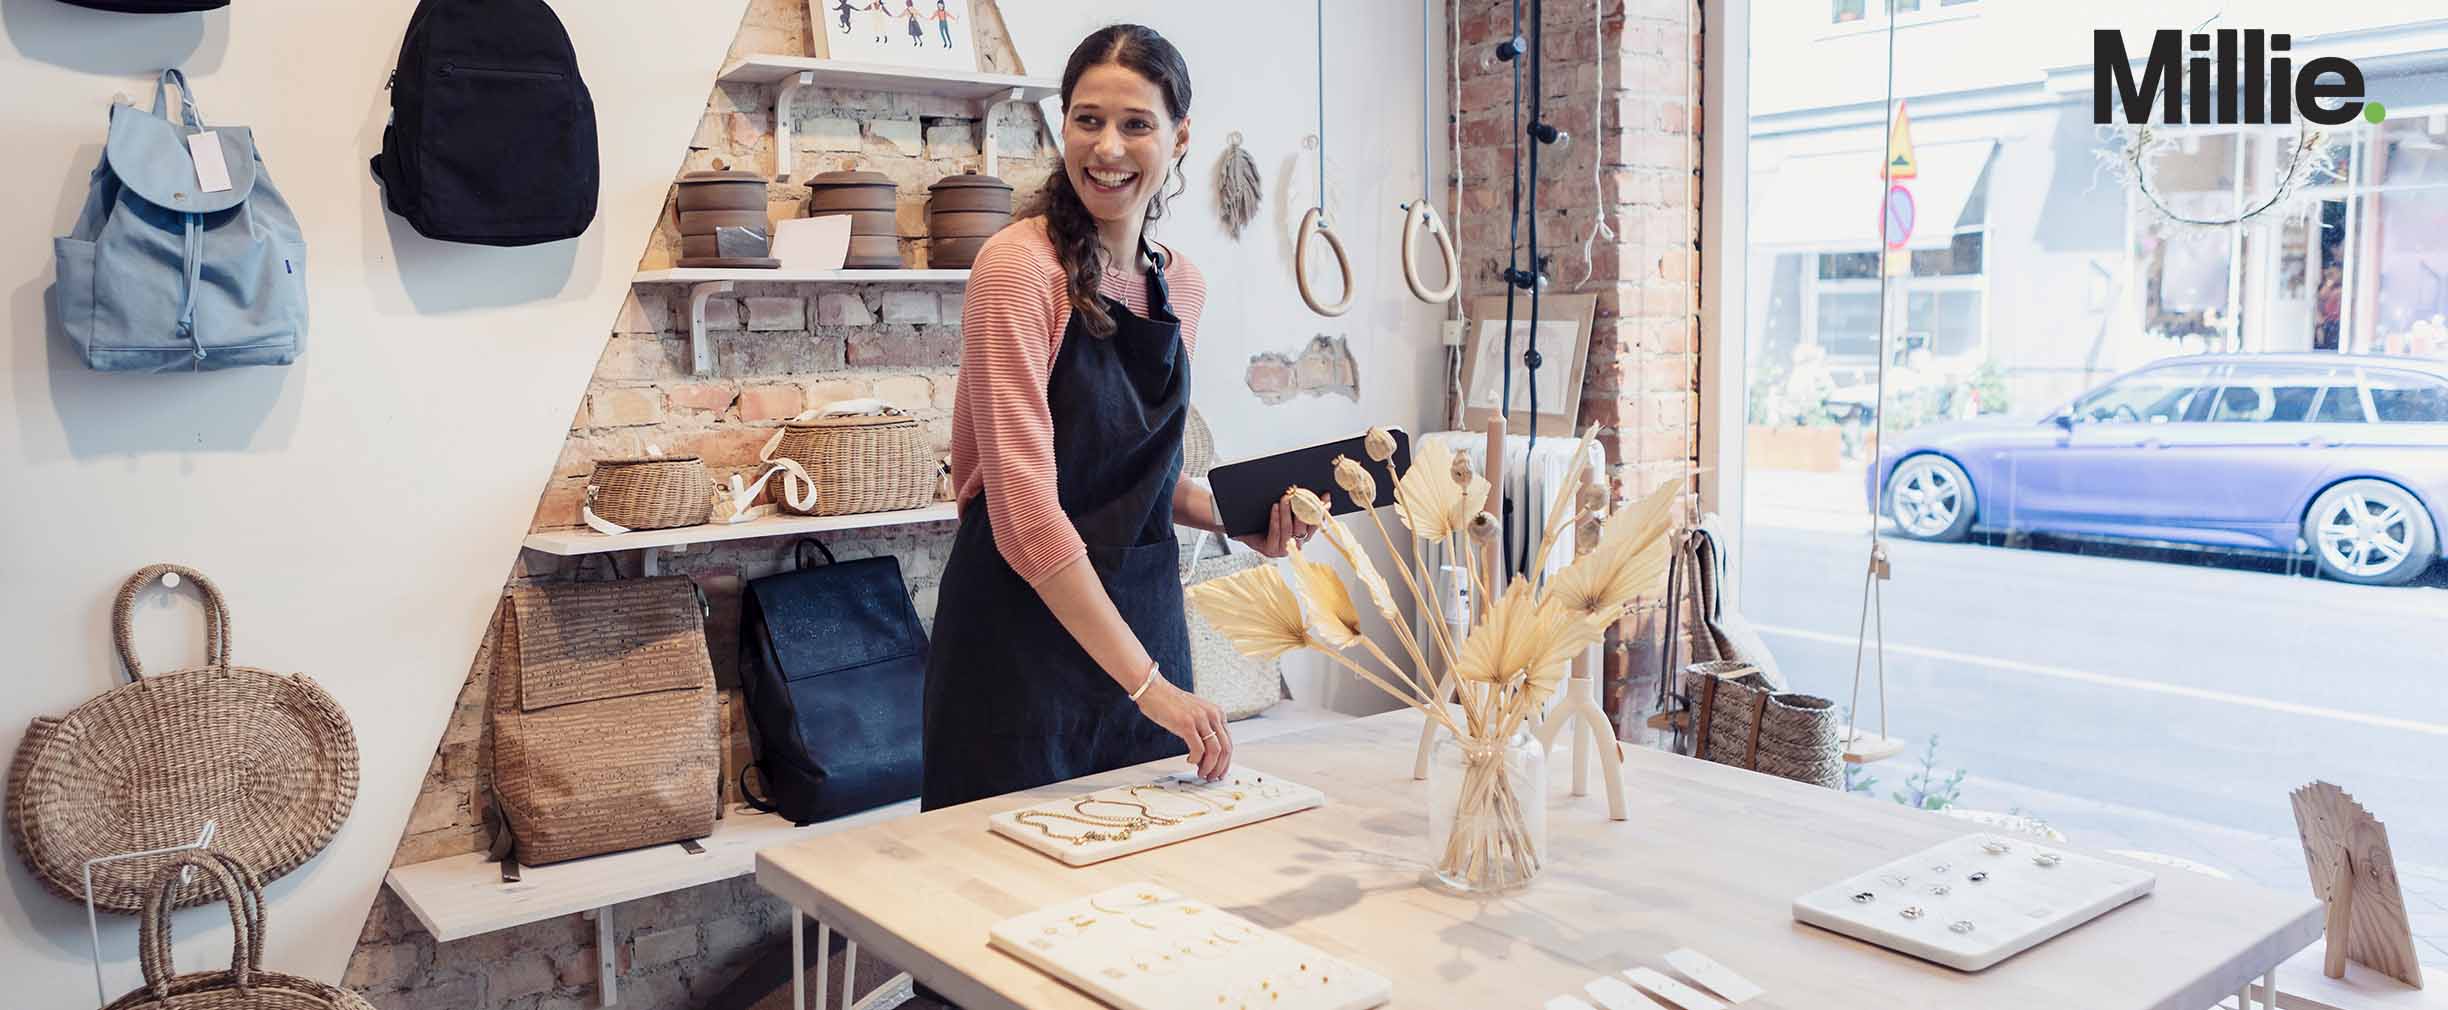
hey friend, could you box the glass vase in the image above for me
[1425,728,1548,895]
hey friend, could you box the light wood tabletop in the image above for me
[755,711,2324,1010]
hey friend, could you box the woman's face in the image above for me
[1063,62,1189,231]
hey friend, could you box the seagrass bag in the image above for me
[1679,661,1845,791]
[761,408,935,517]
[488,566,719,868]
[101,849,375,1010]
[8,565,358,914]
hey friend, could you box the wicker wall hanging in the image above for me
[8,566,359,913]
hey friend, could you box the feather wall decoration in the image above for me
[1215,131,1263,239]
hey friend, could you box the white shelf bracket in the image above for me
[980,86,1026,179]
[774,71,814,182]
[584,905,619,1007]
[687,280,735,377]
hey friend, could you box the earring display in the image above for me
[987,883,1391,1010]
[1792,834,2158,971]
[987,768,1325,867]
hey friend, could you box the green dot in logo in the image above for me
[2365,101,2388,124]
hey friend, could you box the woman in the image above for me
[923,24,1312,811]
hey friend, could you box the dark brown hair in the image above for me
[1035,24,1192,338]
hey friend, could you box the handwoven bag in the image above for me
[1179,532,1285,720]
[489,570,719,867]
[1680,661,1844,790]
[8,565,358,913]
[582,456,712,533]
[762,411,934,517]
[101,849,375,1010]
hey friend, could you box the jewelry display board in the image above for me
[987,768,1324,867]
[1792,834,2157,971]
[987,883,1391,1010]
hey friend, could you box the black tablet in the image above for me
[1205,429,1413,539]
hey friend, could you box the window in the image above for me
[2070,366,2215,424]
[1832,0,1864,23]
[2367,370,2448,422]
[2313,378,2369,422]
[2207,366,2324,423]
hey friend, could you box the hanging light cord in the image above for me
[1516,0,1549,576]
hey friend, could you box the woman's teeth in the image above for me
[1087,169,1137,191]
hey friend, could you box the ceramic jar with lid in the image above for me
[925,172,1014,269]
[806,170,903,269]
[675,170,779,268]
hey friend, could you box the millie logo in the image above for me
[2094,29,2385,126]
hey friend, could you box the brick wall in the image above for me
[345,2,1054,1007]
[1451,0,1703,732]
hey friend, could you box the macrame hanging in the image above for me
[1214,131,1263,240]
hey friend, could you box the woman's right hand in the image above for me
[1136,676,1232,780]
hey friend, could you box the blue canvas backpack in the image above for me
[55,69,307,372]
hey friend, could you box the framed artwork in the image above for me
[1460,293,1597,435]
[811,0,981,72]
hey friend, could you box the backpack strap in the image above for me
[151,68,205,130]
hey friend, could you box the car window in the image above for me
[2207,366,2323,423]
[2312,374,2369,422]
[2071,365,2215,424]
[2367,369,2448,423]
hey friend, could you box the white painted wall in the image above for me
[0,0,1442,1003]
[998,1,1454,710]
[0,0,746,1002]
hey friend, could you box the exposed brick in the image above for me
[737,383,807,421]
[939,291,965,323]
[614,292,669,335]
[374,974,482,1010]
[869,119,925,157]
[930,371,960,409]
[666,427,774,469]
[745,296,807,331]
[880,290,939,324]
[549,947,594,990]
[700,298,743,331]
[634,926,700,967]
[493,955,558,1001]
[816,293,874,326]
[802,377,870,406]
[587,387,665,428]
[871,374,933,409]
[798,116,863,153]
[664,382,738,414]
[848,326,961,367]
[393,826,487,867]
[406,790,465,835]
[925,121,981,160]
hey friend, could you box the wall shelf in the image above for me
[717,55,1056,103]
[633,268,971,285]
[523,504,959,562]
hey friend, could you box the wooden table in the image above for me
[756,712,2324,1010]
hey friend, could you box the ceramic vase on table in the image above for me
[1426,727,1548,895]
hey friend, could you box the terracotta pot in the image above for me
[928,236,990,269]
[927,172,1014,214]
[926,210,1008,240]
[806,170,900,214]
[675,170,770,212]
[844,235,903,269]
[679,209,769,235]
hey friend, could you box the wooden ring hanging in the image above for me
[1296,207,1354,317]
[1400,200,1460,304]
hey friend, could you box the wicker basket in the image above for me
[1680,661,1844,790]
[7,566,359,914]
[587,457,711,531]
[102,849,376,1010]
[766,414,935,517]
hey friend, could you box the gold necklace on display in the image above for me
[1127,784,1224,817]
[1073,796,1175,827]
[1013,810,1132,845]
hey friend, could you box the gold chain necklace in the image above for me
[1012,810,1132,845]
[1128,784,1227,816]
[1073,797,1175,827]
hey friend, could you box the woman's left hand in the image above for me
[1235,499,1316,558]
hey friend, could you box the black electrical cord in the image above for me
[1495,0,1525,578]
[1516,0,1548,576]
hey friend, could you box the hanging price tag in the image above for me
[187,132,233,194]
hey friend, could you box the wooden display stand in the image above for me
[2292,781,2424,990]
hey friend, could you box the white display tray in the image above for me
[1793,833,2156,971]
[987,767,1325,867]
[988,882,1390,1010]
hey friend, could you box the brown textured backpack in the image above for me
[488,573,718,869]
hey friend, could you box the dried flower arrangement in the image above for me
[1188,427,1680,890]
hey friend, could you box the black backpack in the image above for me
[738,540,929,826]
[372,0,598,247]
[53,0,227,11]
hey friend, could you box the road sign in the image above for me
[1882,184,1916,250]
[1886,100,1917,179]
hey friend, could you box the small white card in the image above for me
[1582,975,1667,1010]
[1624,968,1727,1010]
[187,131,233,193]
[1546,997,1604,1010]
[1663,949,1763,1004]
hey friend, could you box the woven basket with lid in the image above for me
[766,413,936,517]
[586,457,711,531]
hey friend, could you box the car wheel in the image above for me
[2303,479,2438,587]
[1885,454,1977,542]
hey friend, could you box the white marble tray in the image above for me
[986,767,1324,867]
[1793,833,2156,971]
[987,882,1390,1010]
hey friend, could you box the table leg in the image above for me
[843,940,859,1010]
[817,923,832,1010]
[792,915,806,1010]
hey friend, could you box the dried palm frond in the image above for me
[1394,439,1466,540]
[1546,479,1683,620]
[1185,565,1307,660]
[1289,544,1364,649]
[1316,517,1400,626]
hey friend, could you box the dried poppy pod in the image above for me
[1468,510,1499,544]
[1284,486,1329,526]
[1578,478,1610,514]
[1332,455,1377,505]
[1575,513,1604,555]
[1363,426,1398,463]
[1450,451,1476,486]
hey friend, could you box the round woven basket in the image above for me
[587,457,711,531]
[767,414,935,517]
[101,850,377,1010]
[6,566,359,914]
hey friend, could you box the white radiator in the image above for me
[1413,431,1608,635]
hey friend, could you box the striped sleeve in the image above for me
[959,231,1088,585]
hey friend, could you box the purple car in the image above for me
[1869,353,2448,585]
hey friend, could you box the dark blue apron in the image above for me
[920,245,1193,810]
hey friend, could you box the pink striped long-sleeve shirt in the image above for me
[950,217,1206,585]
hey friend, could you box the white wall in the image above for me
[997,1,1453,710]
[0,0,1442,1003]
[0,0,746,1002]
